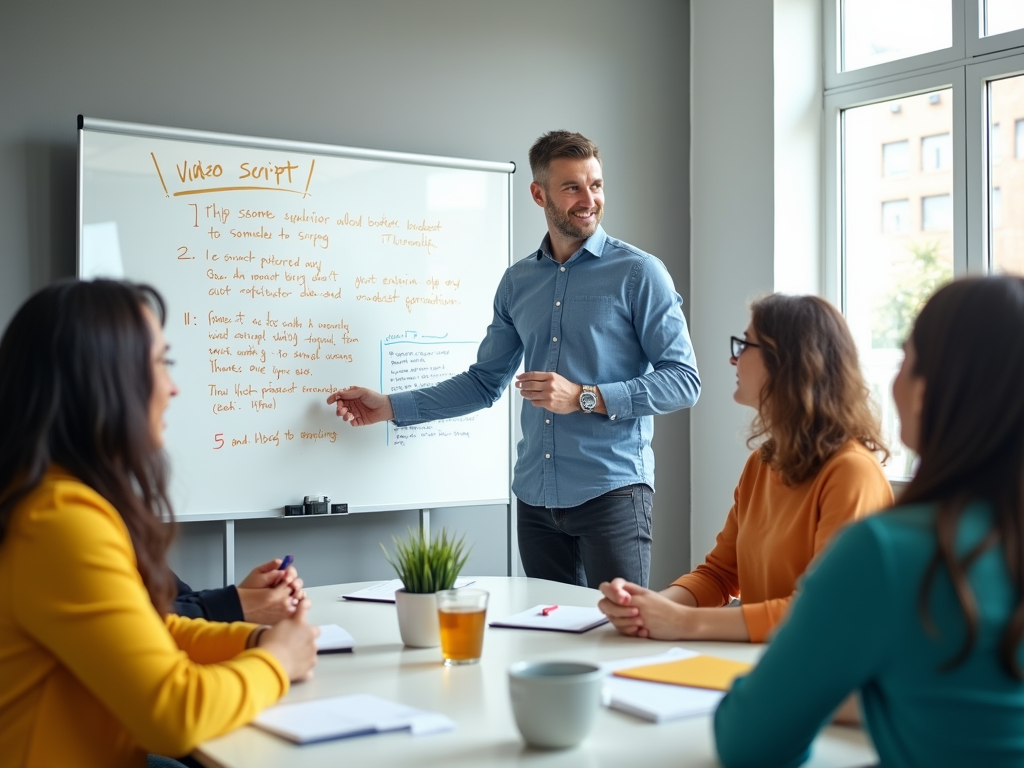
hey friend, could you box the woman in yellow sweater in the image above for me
[598,294,894,643]
[0,280,319,768]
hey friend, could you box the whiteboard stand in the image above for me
[223,520,236,586]
[419,508,430,542]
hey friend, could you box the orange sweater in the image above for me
[672,441,893,642]
[0,469,289,768]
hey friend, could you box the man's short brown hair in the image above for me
[528,131,601,185]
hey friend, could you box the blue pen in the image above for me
[278,555,294,571]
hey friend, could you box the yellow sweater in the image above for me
[0,469,289,768]
[672,441,893,642]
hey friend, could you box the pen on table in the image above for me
[541,605,559,616]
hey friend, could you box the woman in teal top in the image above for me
[714,276,1024,768]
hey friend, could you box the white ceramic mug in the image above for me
[508,660,603,749]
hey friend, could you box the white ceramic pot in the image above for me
[394,589,440,647]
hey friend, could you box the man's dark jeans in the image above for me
[516,484,653,588]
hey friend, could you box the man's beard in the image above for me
[546,198,603,241]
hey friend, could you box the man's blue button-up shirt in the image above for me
[389,226,700,508]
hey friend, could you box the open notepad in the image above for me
[253,693,456,744]
[600,648,751,723]
[340,578,476,603]
[489,605,609,633]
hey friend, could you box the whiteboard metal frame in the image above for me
[78,116,514,175]
[77,116,517,581]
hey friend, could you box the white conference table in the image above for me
[196,577,877,768]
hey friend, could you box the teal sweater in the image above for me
[714,503,1024,768]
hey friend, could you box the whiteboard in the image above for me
[77,117,512,518]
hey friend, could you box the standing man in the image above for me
[327,131,700,588]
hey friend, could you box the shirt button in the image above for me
[552,336,558,342]
[545,453,551,459]
[560,266,566,272]
[545,419,550,424]
[555,301,561,306]
[610,415,617,420]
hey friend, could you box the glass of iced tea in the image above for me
[436,589,489,666]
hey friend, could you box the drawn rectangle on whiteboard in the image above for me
[77,118,513,518]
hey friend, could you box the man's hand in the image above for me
[326,386,394,425]
[237,559,305,625]
[516,371,599,414]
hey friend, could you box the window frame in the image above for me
[967,0,1024,57]
[824,0,967,90]
[965,51,1024,272]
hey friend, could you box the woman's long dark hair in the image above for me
[0,279,177,614]
[899,276,1024,679]
[748,294,889,485]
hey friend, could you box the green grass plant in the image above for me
[381,527,471,594]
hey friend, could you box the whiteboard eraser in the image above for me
[331,503,349,515]
[284,504,304,516]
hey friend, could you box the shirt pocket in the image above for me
[565,295,617,323]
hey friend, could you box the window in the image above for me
[922,194,953,230]
[921,133,952,171]
[882,200,911,232]
[824,1,1024,478]
[841,0,953,72]
[882,140,910,176]
[984,0,1024,37]
[990,75,1024,275]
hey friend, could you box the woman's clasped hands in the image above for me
[598,578,700,640]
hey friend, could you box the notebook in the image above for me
[600,648,726,723]
[488,605,609,633]
[613,653,753,691]
[253,693,456,744]
[315,624,355,654]
[340,577,476,603]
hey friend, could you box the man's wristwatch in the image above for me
[579,385,598,413]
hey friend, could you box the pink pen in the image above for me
[541,605,559,616]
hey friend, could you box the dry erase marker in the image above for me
[541,605,559,616]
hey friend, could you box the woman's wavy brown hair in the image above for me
[0,279,177,615]
[747,294,889,486]
[899,276,1024,679]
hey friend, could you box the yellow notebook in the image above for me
[613,654,753,691]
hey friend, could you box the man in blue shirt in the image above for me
[327,131,700,587]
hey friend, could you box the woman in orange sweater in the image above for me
[598,294,893,643]
[0,280,319,768]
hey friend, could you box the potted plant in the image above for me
[382,527,470,647]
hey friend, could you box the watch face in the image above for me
[580,391,598,411]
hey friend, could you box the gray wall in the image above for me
[689,1,776,566]
[1,0,691,590]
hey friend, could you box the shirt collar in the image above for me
[536,225,608,262]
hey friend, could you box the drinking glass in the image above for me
[436,588,488,666]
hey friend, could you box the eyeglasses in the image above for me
[730,336,761,358]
